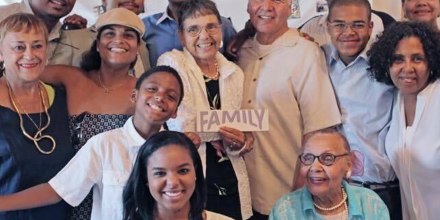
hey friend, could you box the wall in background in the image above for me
[0,0,405,30]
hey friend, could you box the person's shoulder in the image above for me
[300,14,325,30]
[158,49,185,63]
[88,124,127,144]
[205,210,233,220]
[0,2,23,20]
[274,188,304,207]
[347,184,384,202]
[143,12,165,24]
[220,16,233,25]
[61,28,95,46]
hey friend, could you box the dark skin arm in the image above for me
[0,183,62,211]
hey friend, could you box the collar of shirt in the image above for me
[124,117,147,145]
[327,43,369,67]
[156,7,175,25]
[241,28,301,58]
[182,48,237,80]
[301,181,363,218]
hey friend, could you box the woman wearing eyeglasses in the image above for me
[156,0,252,219]
[270,129,390,220]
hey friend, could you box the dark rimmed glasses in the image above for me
[184,23,221,37]
[299,152,350,166]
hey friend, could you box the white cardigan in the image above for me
[158,48,252,220]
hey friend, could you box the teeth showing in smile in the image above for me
[110,48,128,53]
[164,191,183,197]
[402,77,416,83]
[20,63,38,68]
[309,177,327,183]
[197,43,213,48]
[50,0,65,6]
[148,103,164,112]
[259,15,272,20]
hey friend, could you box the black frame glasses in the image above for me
[299,152,350,166]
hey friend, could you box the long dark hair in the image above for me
[122,131,206,220]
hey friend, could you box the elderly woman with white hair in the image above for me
[270,129,390,220]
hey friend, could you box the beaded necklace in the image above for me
[313,188,349,220]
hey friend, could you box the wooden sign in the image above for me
[196,109,269,132]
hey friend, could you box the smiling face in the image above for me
[327,4,372,65]
[97,25,140,69]
[247,0,291,44]
[103,0,144,15]
[403,0,440,26]
[0,29,47,84]
[28,0,76,20]
[133,71,180,127]
[147,144,196,214]
[179,14,222,65]
[390,36,430,97]
[300,133,351,199]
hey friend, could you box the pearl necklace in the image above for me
[202,61,220,80]
[313,188,347,211]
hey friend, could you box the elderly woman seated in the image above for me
[269,129,390,219]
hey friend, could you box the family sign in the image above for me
[196,109,269,132]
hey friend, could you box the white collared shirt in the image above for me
[386,80,440,220]
[49,117,146,220]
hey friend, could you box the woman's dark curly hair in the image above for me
[368,21,440,86]
[122,131,206,220]
[80,25,141,72]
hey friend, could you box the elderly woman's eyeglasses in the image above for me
[299,152,350,166]
[184,23,221,37]
[328,21,367,32]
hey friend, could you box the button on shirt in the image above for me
[323,44,395,183]
[49,117,146,220]
[238,29,341,214]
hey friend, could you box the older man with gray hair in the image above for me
[238,0,341,219]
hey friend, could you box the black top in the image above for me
[0,85,74,220]
[203,77,240,219]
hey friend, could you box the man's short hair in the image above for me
[328,0,372,22]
